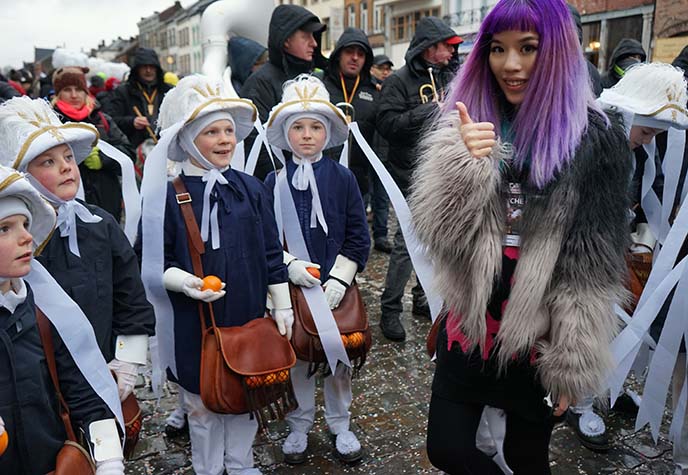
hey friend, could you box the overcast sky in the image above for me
[1,0,196,69]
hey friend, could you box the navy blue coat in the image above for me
[164,168,288,394]
[0,286,113,475]
[36,202,155,362]
[265,158,370,278]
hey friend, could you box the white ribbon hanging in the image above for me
[348,122,443,321]
[25,260,124,432]
[98,140,142,244]
[292,157,328,235]
[276,169,351,372]
[56,200,103,257]
[201,168,228,250]
[233,141,245,173]
[339,140,349,168]
[140,122,185,395]
[244,120,270,177]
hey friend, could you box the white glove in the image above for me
[0,415,5,435]
[95,458,125,475]
[182,275,226,302]
[323,279,347,309]
[288,259,321,288]
[163,267,226,302]
[107,359,139,401]
[272,308,295,340]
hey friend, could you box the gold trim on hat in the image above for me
[645,102,688,118]
[266,99,348,128]
[186,98,258,124]
[13,123,100,170]
[0,172,57,254]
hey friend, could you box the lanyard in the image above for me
[137,84,158,116]
[339,73,360,121]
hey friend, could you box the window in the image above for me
[391,8,441,42]
[361,2,368,34]
[160,31,167,49]
[348,4,356,28]
[374,6,383,33]
[179,27,190,47]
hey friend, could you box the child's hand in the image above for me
[288,260,321,288]
[456,102,496,159]
[323,279,346,309]
[271,308,294,340]
[182,275,226,302]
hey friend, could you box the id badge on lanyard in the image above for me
[503,182,526,247]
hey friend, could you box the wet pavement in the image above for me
[125,222,678,475]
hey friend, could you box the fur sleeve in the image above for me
[537,113,632,403]
[409,115,506,345]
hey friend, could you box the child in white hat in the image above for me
[265,74,370,464]
[140,74,294,475]
[0,165,124,475]
[0,96,155,405]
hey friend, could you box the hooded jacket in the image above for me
[104,48,173,148]
[229,37,268,94]
[240,4,327,180]
[376,17,458,195]
[322,27,379,196]
[601,39,647,89]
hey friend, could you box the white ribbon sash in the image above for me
[276,169,350,372]
[244,120,269,177]
[25,260,124,431]
[98,140,141,244]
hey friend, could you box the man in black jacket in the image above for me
[600,38,646,89]
[323,27,378,198]
[378,17,461,341]
[105,48,172,148]
[240,4,327,180]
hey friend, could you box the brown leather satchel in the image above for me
[289,282,372,377]
[172,177,297,427]
[36,310,96,475]
[626,244,653,313]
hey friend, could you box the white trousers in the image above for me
[181,389,260,475]
[285,360,353,435]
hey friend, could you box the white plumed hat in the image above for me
[157,74,257,162]
[598,62,688,130]
[266,74,349,150]
[0,96,98,171]
[0,165,56,254]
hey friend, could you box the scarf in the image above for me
[56,99,94,121]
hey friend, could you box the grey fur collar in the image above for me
[410,111,632,401]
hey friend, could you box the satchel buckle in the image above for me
[176,192,192,204]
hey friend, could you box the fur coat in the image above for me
[410,110,632,402]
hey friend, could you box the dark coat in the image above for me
[0,81,21,104]
[36,202,155,362]
[323,27,379,196]
[600,39,647,89]
[265,157,370,277]
[164,169,288,393]
[104,48,172,148]
[240,4,328,180]
[55,103,134,222]
[0,287,113,475]
[376,17,457,195]
[229,37,267,94]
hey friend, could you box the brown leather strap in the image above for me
[35,309,78,442]
[171,176,220,334]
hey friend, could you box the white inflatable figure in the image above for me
[200,0,273,96]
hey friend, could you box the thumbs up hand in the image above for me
[456,102,497,159]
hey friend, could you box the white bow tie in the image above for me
[56,200,103,257]
[201,168,229,250]
[292,159,328,235]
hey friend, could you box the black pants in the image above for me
[427,394,553,475]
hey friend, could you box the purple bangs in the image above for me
[443,0,606,189]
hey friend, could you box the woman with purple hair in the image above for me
[410,0,632,473]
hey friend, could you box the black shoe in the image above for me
[331,432,364,465]
[380,314,406,341]
[566,410,610,453]
[374,240,392,254]
[412,301,431,319]
[164,417,189,439]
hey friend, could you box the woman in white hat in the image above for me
[264,74,370,464]
[0,165,124,475]
[140,74,294,475]
[0,96,155,406]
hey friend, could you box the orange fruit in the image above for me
[0,429,8,456]
[306,267,321,279]
[201,275,222,292]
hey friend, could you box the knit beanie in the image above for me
[52,66,89,95]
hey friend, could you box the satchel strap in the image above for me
[171,176,220,334]
[36,308,79,442]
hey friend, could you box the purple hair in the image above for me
[443,0,606,188]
